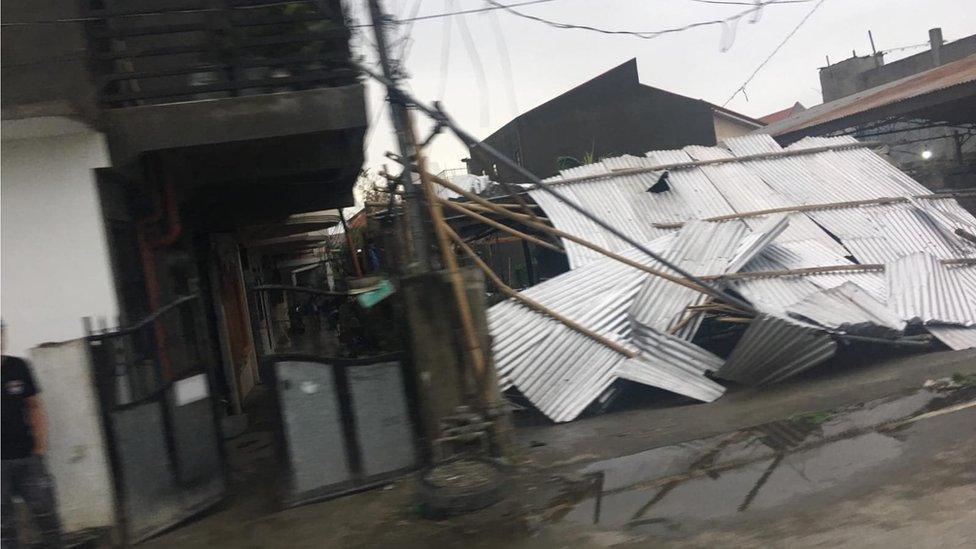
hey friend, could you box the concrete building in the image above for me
[2,0,367,541]
[465,59,764,181]
[820,29,976,102]
[2,0,365,366]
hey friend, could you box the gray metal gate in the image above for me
[263,353,419,505]
[86,295,226,543]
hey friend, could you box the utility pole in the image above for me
[366,0,430,270]
[365,0,514,459]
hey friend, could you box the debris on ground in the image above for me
[489,135,976,422]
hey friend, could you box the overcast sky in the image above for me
[346,0,975,175]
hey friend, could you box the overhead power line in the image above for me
[0,0,559,27]
[879,40,930,55]
[483,0,807,40]
[689,0,812,5]
[722,0,828,106]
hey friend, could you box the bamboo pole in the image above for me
[430,171,746,309]
[546,141,884,188]
[444,224,637,359]
[438,198,564,253]
[703,257,976,281]
[653,190,976,229]
[667,309,702,336]
[446,201,543,222]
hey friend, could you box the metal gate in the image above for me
[246,283,420,504]
[262,353,419,505]
[85,295,226,543]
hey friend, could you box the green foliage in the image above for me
[951,372,976,387]
[790,410,833,426]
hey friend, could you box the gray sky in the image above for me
[348,0,975,174]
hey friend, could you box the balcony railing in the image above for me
[85,0,358,108]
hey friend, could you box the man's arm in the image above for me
[25,395,48,455]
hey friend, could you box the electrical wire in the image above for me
[879,40,930,55]
[0,0,558,27]
[436,0,454,100]
[488,9,520,117]
[393,0,425,63]
[722,0,828,106]
[453,1,491,126]
[482,0,804,40]
[689,0,812,5]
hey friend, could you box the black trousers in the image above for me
[1,456,63,549]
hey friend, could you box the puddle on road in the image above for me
[548,382,976,537]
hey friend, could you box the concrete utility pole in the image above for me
[364,0,514,459]
[366,0,430,270]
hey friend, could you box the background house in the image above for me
[465,59,764,182]
[759,29,976,210]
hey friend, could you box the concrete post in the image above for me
[930,28,944,66]
[400,267,515,461]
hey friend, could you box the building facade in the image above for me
[2,0,369,540]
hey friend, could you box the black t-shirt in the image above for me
[2,355,39,460]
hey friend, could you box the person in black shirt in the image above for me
[2,323,63,549]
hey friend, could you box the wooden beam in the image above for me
[653,190,976,229]
[439,198,564,253]
[703,257,976,281]
[546,141,884,188]
[444,224,637,359]
[430,171,743,307]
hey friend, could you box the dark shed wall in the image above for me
[467,60,716,181]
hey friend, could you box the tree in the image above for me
[355,168,401,205]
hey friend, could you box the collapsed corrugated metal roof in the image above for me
[886,252,976,326]
[716,314,837,386]
[487,135,976,422]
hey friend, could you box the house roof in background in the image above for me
[759,54,976,139]
[759,102,806,125]
[479,58,764,143]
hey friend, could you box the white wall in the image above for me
[29,340,115,533]
[1,127,119,356]
[713,113,762,143]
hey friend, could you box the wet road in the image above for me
[542,383,976,547]
[145,381,976,548]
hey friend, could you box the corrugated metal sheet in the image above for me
[629,220,751,340]
[787,281,905,337]
[926,325,976,350]
[885,252,976,326]
[617,326,725,402]
[716,314,837,386]
[488,233,729,422]
[682,144,850,257]
[530,173,676,267]
[926,264,976,349]
[727,215,791,272]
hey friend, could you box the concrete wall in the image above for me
[1,124,119,356]
[861,34,976,91]
[819,55,881,102]
[713,112,762,143]
[820,31,976,102]
[29,340,116,535]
